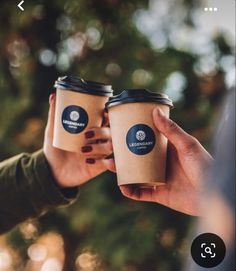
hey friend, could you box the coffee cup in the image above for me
[105,89,173,187]
[53,76,113,152]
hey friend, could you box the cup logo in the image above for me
[136,130,146,141]
[61,105,88,134]
[70,111,80,122]
[126,124,156,155]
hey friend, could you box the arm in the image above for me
[0,93,115,233]
[0,150,78,234]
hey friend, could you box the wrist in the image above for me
[43,149,68,188]
[31,150,79,204]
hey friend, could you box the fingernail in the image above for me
[81,146,93,153]
[85,130,95,139]
[86,158,96,164]
[156,108,165,117]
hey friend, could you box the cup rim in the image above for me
[105,89,173,110]
[54,75,113,97]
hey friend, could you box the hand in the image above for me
[120,108,213,216]
[43,93,115,188]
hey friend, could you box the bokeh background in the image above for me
[0,0,235,270]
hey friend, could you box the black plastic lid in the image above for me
[105,89,173,110]
[54,75,113,97]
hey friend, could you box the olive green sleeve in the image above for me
[0,150,79,234]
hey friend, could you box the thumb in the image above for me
[120,185,157,202]
[45,93,56,143]
[153,107,199,153]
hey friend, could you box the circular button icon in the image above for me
[191,233,226,268]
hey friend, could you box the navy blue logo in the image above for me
[126,124,156,155]
[61,105,88,134]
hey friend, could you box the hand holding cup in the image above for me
[120,108,213,216]
[43,94,115,188]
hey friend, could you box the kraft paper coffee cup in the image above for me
[53,76,113,152]
[105,89,173,187]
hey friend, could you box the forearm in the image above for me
[0,150,79,234]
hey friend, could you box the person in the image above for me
[120,89,235,270]
[0,93,115,234]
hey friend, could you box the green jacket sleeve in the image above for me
[0,150,79,234]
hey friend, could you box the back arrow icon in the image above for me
[18,0,24,11]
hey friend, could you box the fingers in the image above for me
[102,112,109,127]
[153,108,200,154]
[119,185,156,202]
[84,127,111,141]
[45,93,56,142]
[85,158,116,173]
[81,140,113,157]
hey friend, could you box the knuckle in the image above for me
[105,140,113,152]
[92,128,99,136]
[95,141,113,155]
[167,119,179,133]
[181,136,200,154]
[101,128,111,139]
[98,142,112,156]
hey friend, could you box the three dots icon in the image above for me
[204,7,218,12]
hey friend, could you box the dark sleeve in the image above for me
[0,150,79,234]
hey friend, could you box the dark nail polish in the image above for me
[85,131,95,139]
[86,158,95,164]
[81,146,93,153]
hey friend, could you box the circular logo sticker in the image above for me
[126,124,156,155]
[61,105,88,134]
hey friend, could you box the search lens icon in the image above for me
[191,233,226,268]
[205,246,212,254]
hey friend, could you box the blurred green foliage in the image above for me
[0,0,234,270]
